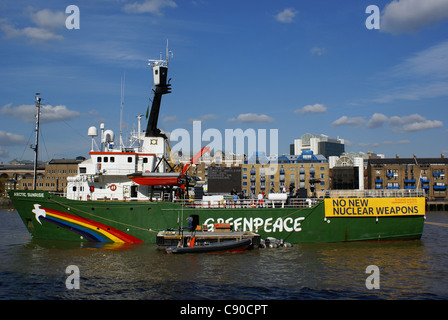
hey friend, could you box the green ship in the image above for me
[7,48,426,245]
[8,189,425,244]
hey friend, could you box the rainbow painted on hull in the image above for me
[32,205,143,244]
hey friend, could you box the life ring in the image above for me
[110,184,117,191]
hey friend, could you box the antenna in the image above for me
[137,114,144,151]
[32,93,41,190]
[119,73,125,150]
[148,39,173,68]
[166,39,173,65]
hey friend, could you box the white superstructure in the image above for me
[66,45,179,201]
[67,122,171,201]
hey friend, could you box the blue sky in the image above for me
[1,0,448,163]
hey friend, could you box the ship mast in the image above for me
[32,93,41,190]
[146,40,173,138]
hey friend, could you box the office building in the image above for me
[294,133,345,158]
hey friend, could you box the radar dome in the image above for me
[88,126,98,137]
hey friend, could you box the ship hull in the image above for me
[7,190,425,244]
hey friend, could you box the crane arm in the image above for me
[181,146,211,175]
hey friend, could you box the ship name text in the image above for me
[204,216,305,233]
[14,192,44,198]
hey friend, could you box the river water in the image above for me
[1,208,448,302]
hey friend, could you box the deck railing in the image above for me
[173,189,425,209]
[316,189,425,199]
[176,197,320,209]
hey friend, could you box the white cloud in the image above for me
[73,40,148,67]
[389,113,443,132]
[369,40,448,103]
[391,40,448,79]
[358,140,410,147]
[21,26,64,41]
[366,113,388,128]
[188,113,217,124]
[310,47,325,56]
[0,130,27,146]
[381,0,448,35]
[1,103,80,123]
[124,0,177,15]
[31,8,66,30]
[371,81,448,103]
[403,120,443,132]
[275,8,298,23]
[332,116,365,127]
[295,103,327,114]
[231,113,274,123]
[0,8,65,42]
[332,113,442,132]
[0,146,9,158]
[1,22,64,41]
[200,114,217,121]
[163,115,177,122]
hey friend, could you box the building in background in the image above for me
[45,158,85,193]
[1,163,45,191]
[241,151,329,198]
[329,151,385,191]
[293,133,344,158]
[2,157,85,193]
[366,155,448,201]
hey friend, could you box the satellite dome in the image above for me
[88,126,98,137]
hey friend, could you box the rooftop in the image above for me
[368,157,448,165]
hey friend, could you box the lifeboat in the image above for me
[127,172,182,186]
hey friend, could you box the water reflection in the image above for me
[1,209,448,299]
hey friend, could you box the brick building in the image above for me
[241,151,329,198]
[367,156,448,201]
[1,158,84,193]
